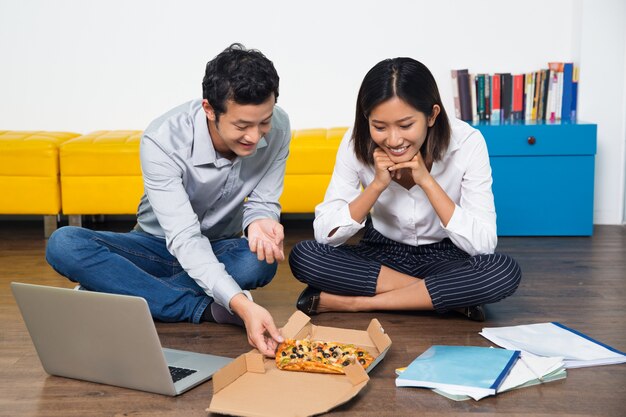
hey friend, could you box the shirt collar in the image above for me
[446,127,462,154]
[428,126,462,177]
[192,108,217,166]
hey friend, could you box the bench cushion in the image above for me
[57,127,348,216]
[60,131,143,214]
[281,127,347,212]
[0,131,80,214]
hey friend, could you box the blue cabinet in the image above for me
[474,122,597,236]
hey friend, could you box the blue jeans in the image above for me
[45,226,277,324]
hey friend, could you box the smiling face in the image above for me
[368,96,440,164]
[203,94,275,159]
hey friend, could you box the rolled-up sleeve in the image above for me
[313,132,366,246]
[140,133,242,311]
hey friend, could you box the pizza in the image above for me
[275,338,375,374]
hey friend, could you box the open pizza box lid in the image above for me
[207,311,392,417]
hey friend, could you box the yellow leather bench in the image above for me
[58,127,348,225]
[59,130,143,226]
[0,130,81,237]
[282,127,347,212]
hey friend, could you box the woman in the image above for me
[289,58,521,321]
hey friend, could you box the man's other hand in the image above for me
[247,218,285,263]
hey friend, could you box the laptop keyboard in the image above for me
[168,366,197,383]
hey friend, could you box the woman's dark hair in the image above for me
[352,57,451,166]
[202,43,279,120]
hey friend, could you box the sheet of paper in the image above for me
[480,322,626,368]
[433,353,565,401]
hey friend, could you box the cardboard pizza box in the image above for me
[207,310,392,417]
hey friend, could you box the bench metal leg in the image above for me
[90,214,105,223]
[68,215,82,228]
[43,215,58,239]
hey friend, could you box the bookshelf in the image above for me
[475,121,597,236]
[451,63,578,126]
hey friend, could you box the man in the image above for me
[46,44,289,356]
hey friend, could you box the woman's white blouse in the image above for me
[313,118,497,256]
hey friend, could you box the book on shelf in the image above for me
[476,74,486,122]
[524,73,532,121]
[531,71,541,121]
[450,69,462,119]
[469,73,478,123]
[536,69,548,121]
[556,71,563,120]
[561,62,574,121]
[546,67,559,122]
[501,73,513,122]
[512,74,524,121]
[484,74,491,122]
[457,69,472,122]
[395,345,520,400]
[491,73,501,123]
[571,65,579,120]
[450,62,579,124]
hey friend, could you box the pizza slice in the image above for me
[275,338,375,374]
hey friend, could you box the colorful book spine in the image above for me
[571,66,579,121]
[491,74,501,123]
[477,74,486,121]
[546,69,559,122]
[556,71,563,121]
[548,62,564,121]
[524,73,534,122]
[457,69,472,122]
[512,74,524,121]
[501,73,512,122]
[450,63,579,124]
[560,63,574,121]
[450,69,462,119]
[539,69,550,121]
[469,73,478,124]
[531,71,541,121]
[484,74,491,122]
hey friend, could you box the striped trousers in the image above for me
[289,225,521,312]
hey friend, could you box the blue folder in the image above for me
[395,345,520,397]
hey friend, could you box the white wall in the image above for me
[578,0,626,225]
[1,0,624,224]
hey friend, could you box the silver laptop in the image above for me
[11,282,233,396]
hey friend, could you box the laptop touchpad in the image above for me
[163,349,189,364]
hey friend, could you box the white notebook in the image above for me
[480,322,626,368]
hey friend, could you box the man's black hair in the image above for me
[202,43,279,120]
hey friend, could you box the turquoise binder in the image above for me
[395,345,520,398]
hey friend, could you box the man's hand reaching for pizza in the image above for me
[247,218,285,264]
[230,293,284,357]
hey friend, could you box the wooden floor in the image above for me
[1,219,625,417]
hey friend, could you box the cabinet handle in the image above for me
[527,136,536,145]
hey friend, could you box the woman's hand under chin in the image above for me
[388,151,432,187]
[371,147,395,190]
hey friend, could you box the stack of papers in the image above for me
[395,345,520,400]
[480,322,626,368]
[396,350,565,401]
[431,353,566,401]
